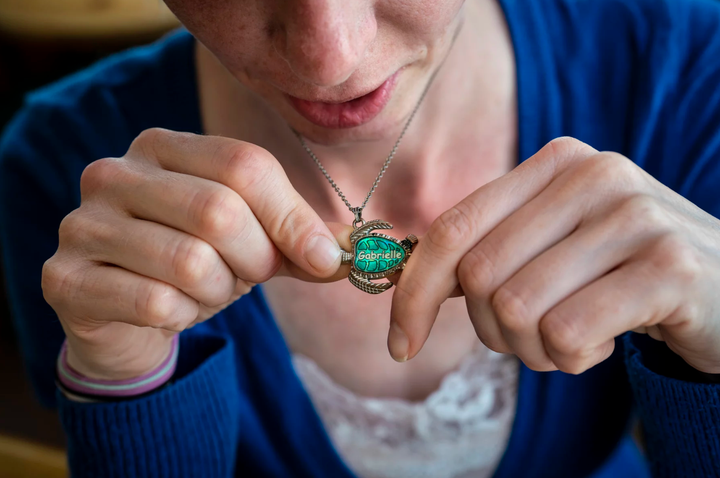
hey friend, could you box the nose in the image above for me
[273,0,377,87]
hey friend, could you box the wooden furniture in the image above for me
[0,435,67,478]
[0,0,179,39]
[0,3,181,477]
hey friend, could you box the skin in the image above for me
[391,138,720,375]
[41,0,720,403]
[192,0,516,399]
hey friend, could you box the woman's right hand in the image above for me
[42,128,349,382]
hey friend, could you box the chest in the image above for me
[262,276,480,401]
[260,135,517,402]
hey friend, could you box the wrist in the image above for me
[65,330,175,380]
[633,333,720,384]
[57,335,179,398]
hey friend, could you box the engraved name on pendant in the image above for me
[342,219,417,294]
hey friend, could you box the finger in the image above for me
[463,294,515,356]
[51,260,199,332]
[194,277,255,325]
[460,186,649,369]
[108,161,353,285]
[490,195,664,369]
[387,234,465,293]
[631,325,665,341]
[75,211,237,309]
[276,222,354,282]
[539,253,682,374]
[130,129,342,278]
[457,155,610,362]
[105,161,282,284]
[389,138,598,361]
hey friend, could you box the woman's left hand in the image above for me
[390,137,720,375]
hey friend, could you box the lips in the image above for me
[285,70,401,129]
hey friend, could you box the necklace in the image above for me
[293,68,439,294]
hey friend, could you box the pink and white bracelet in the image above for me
[56,335,179,399]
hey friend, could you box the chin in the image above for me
[287,111,411,147]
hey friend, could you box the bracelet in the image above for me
[55,376,175,403]
[56,335,179,398]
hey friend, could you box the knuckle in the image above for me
[458,247,497,298]
[615,194,668,233]
[193,188,243,240]
[57,211,84,246]
[427,204,476,254]
[576,152,639,188]
[540,310,585,358]
[169,236,219,289]
[251,252,284,284]
[671,302,701,326]
[648,233,702,284]
[79,158,123,198]
[546,136,583,157]
[218,278,251,306]
[543,137,595,164]
[553,343,607,375]
[135,127,165,145]
[529,137,596,173]
[521,357,558,373]
[555,360,589,376]
[130,127,166,158]
[41,257,75,306]
[136,281,189,331]
[391,277,415,305]
[476,333,512,354]
[263,202,323,279]
[392,273,429,314]
[492,286,534,334]
[58,209,113,253]
[222,143,276,192]
[270,202,305,240]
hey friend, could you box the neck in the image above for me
[196,0,516,231]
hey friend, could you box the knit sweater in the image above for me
[1,0,719,476]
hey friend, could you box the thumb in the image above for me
[275,222,354,283]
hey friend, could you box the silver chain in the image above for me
[292,66,440,225]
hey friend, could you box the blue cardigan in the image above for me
[1,0,719,476]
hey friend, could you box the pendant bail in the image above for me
[350,207,365,228]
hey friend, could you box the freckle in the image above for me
[265,21,277,38]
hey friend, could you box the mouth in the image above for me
[284,69,401,129]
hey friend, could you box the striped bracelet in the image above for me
[56,335,179,398]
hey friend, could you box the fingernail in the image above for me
[388,321,409,362]
[305,235,341,272]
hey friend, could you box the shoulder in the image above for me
[0,28,198,171]
[502,0,720,116]
[510,0,720,59]
[505,0,720,207]
[27,28,196,117]
[528,0,720,28]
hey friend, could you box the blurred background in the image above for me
[0,1,179,476]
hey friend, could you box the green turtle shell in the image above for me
[354,236,405,273]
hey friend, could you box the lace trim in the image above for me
[292,345,520,478]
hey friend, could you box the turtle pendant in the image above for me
[341,219,418,294]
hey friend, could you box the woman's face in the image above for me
[166,0,467,143]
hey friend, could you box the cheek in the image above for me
[382,0,466,40]
[166,0,271,72]
[165,0,466,86]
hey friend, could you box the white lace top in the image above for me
[291,345,520,478]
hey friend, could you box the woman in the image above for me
[0,0,719,476]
